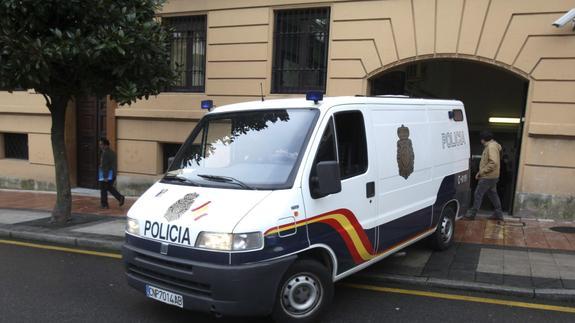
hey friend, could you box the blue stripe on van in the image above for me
[233,171,470,273]
[126,171,470,271]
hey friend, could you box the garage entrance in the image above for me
[370,60,528,214]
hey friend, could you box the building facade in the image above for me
[1,0,574,219]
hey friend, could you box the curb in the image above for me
[358,273,575,302]
[0,227,123,252]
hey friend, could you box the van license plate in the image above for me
[146,285,183,308]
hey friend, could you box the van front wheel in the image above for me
[272,259,333,323]
[429,207,456,251]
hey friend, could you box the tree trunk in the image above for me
[49,96,72,223]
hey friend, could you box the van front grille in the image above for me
[136,253,195,272]
[128,252,211,297]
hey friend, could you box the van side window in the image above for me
[334,111,368,179]
[310,117,337,196]
[451,109,464,121]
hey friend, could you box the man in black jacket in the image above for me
[99,138,125,209]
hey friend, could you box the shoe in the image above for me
[119,196,125,207]
[100,205,109,209]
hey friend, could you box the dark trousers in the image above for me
[100,178,123,207]
[469,178,503,217]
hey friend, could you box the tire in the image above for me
[271,259,334,323]
[429,206,456,251]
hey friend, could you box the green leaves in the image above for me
[53,28,63,39]
[0,0,175,102]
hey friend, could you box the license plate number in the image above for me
[146,285,183,308]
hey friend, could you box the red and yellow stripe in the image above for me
[265,209,375,264]
[265,209,436,265]
[192,201,211,221]
[192,201,211,213]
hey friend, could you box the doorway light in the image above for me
[489,117,520,124]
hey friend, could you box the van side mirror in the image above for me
[313,161,342,198]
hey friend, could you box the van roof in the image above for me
[210,96,463,114]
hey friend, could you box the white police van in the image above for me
[123,93,470,322]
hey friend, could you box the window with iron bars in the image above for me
[164,15,207,92]
[2,133,28,160]
[272,8,330,94]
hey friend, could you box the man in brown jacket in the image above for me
[465,131,504,220]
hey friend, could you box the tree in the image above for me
[0,0,176,222]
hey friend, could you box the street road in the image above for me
[1,240,574,323]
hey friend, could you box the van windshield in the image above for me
[164,109,318,190]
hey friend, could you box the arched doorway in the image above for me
[370,59,529,214]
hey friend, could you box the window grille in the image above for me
[164,15,207,92]
[162,143,182,173]
[272,8,330,94]
[3,133,28,160]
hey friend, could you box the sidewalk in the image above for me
[0,189,132,251]
[455,216,575,250]
[0,189,134,216]
[1,189,575,301]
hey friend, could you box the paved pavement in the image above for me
[2,242,574,323]
[456,216,575,250]
[1,189,575,301]
[0,189,135,216]
[0,208,124,251]
[361,242,575,297]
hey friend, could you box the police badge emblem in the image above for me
[164,193,199,222]
[396,125,414,179]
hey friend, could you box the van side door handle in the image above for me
[366,181,375,198]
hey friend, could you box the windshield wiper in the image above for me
[196,174,255,190]
[163,174,201,186]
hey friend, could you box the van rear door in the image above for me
[301,105,378,275]
[370,103,434,253]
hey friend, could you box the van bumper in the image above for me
[122,242,296,317]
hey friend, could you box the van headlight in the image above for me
[126,217,140,235]
[195,232,263,251]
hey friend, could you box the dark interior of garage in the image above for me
[370,59,529,214]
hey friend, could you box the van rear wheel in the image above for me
[272,259,333,323]
[429,207,456,251]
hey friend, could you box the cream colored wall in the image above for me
[0,91,56,184]
[332,0,575,199]
[115,115,197,176]
[0,92,79,188]
[134,0,575,200]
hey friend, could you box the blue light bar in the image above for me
[201,100,213,111]
[306,91,323,104]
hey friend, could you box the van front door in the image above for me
[302,107,378,275]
